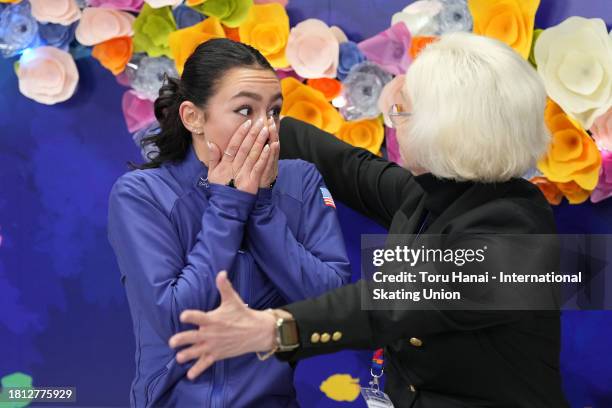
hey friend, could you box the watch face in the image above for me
[279,318,299,348]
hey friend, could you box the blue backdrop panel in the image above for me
[1,1,611,407]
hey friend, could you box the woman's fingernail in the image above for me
[243,119,251,128]
[261,126,268,135]
[263,144,270,152]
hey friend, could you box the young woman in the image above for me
[107,39,351,407]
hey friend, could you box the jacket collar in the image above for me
[167,144,209,189]
[413,173,475,217]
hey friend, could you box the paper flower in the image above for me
[281,77,344,134]
[75,7,134,46]
[591,149,612,203]
[173,4,204,29]
[591,108,612,151]
[409,36,437,59]
[468,0,540,59]
[358,23,411,76]
[168,17,225,75]
[339,61,392,120]
[133,3,176,58]
[286,19,339,79]
[239,4,289,68]
[385,127,403,165]
[535,17,612,129]
[254,0,287,5]
[0,0,23,3]
[377,74,405,127]
[391,0,442,36]
[437,0,472,34]
[529,176,563,205]
[29,0,81,25]
[131,55,178,100]
[307,78,342,101]
[17,46,79,104]
[337,41,365,81]
[191,0,253,28]
[132,120,160,160]
[144,0,181,7]
[528,28,542,67]
[122,89,156,132]
[556,181,591,204]
[0,1,38,57]
[38,22,76,51]
[335,117,384,154]
[87,0,144,12]
[330,26,348,44]
[537,100,602,192]
[92,36,133,74]
[223,25,240,42]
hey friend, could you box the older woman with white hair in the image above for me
[168,32,569,407]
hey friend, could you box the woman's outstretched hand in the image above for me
[168,271,278,380]
[207,118,272,195]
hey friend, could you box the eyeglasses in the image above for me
[388,103,412,128]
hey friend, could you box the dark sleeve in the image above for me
[279,117,417,229]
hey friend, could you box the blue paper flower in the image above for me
[131,55,178,101]
[132,121,161,161]
[173,5,204,29]
[0,1,39,58]
[38,22,76,51]
[340,61,392,120]
[337,41,365,81]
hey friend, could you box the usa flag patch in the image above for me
[320,187,336,208]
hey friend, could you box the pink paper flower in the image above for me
[385,127,404,166]
[76,7,135,46]
[591,108,612,151]
[378,74,406,127]
[30,0,81,25]
[285,19,339,79]
[359,22,412,76]
[254,0,288,5]
[122,90,156,132]
[17,46,79,105]
[87,0,144,12]
[591,149,612,203]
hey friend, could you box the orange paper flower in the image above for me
[238,3,289,68]
[92,36,133,75]
[223,25,240,42]
[335,117,384,154]
[409,36,437,59]
[307,78,342,101]
[556,180,591,204]
[168,17,225,75]
[529,176,563,205]
[281,77,344,134]
[468,0,540,59]
[537,99,601,191]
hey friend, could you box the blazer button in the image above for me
[409,384,417,393]
[409,337,423,347]
[320,333,331,343]
[311,333,321,344]
[332,331,342,342]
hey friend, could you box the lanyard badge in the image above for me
[360,348,394,408]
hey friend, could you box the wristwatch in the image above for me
[275,315,300,352]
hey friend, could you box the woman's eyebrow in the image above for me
[231,91,283,103]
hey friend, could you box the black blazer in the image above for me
[276,117,569,408]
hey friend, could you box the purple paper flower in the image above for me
[591,149,612,203]
[337,41,365,80]
[38,22,76,51]
[87,0,144,12]
[358,23,412,76]
[173,5,204,29]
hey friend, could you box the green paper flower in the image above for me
[191,0,253,28]
[133,3,177,58]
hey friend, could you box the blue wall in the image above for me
[1,1,611,406]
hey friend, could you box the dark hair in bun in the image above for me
[131,38,275,170]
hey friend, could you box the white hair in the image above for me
[401,32,550,182]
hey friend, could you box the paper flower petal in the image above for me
[286,19,339,79]
[239,3,289,68]
[307,78,342,100]
[340,61,392,120]
[391,0,442,36]
[144,0,182,8]
[92,36,133,75]
[0,1,39,57]
[75,7,135,46]
[335,117,384,154]
[87,0,145,12]
[591,108,612,151]
[30,0,81,25]
[122,89,156,132]
[529,176,563,205]
[591,149,612,203]
[193,0,253,28]
[131,55,178,100]
[168,17,225,75]
[17,46,79,104]
[133,3,176,58]
[358,23,412,76]
[535,17,612,129]
[337,41,365,81]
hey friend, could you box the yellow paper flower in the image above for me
[0,0,22,3]
[238,3,289,68]
[281,77,344,134]
[133,3,176,58]
[335,117,384,154]
[556,181,591,204]
[537,99,601,191]
[168,17,225,75]
[468,0,540,59]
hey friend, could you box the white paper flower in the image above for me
[391,0,442,36]
[535,17,612,129]
[75,7,135,46]
[144,0,182,8]
[285,19,339,79]
[17,46,79,105]
[30,0,81,25]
